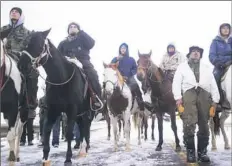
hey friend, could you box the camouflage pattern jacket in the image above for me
[159,51,186,72]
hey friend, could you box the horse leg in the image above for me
[220,111,230,149]
[209,117,217,150]
[141,117,144,139]
[6,107,19,163]
[156,113,163,151]
[65,111,76,163]
[118,119,122,141]
[106,113,111,140]
[124,110,131,151]
[144,116,148,141]
[137,112,143,145]
[42,113,56,163]
[170,112,181,152]
[151,114,155,141]
[14,118,24,162]
[111,115,118,152]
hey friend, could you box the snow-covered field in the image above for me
[1,117,231,166]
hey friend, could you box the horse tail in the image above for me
[213,112,220,136]
[132,112,138,130]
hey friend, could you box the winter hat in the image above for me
[167,44,176,56]
[67,22,80,34]
[219,23,231,36]
[186,46,204,58]
[10,7,22,16]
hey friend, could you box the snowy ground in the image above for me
[1,117,231,166]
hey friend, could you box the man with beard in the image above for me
[172,46,220,163]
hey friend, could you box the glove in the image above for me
[123,76,128,81]
[176,99,184,113]
[209,102,217,117]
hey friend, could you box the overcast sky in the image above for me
[1,1,231,97]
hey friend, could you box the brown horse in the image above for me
[136,50,181,152]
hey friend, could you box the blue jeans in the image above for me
[52,115,61,145]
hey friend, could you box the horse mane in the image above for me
[149,61,164,81]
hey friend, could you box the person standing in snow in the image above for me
[209,23,232,110]
[159,43,186,82]
[111,43,145,111]
[172,46,220,163]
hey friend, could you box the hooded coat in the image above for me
[0,9,30,52]
[111,43,137,78]
[209,23,232,70]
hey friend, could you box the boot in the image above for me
[186,136,196,163]
[197,136,210,163]
[221,90,231,109]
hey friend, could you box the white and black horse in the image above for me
[103,62,144,151]
[0,40,28,163]
[19,29,100,164]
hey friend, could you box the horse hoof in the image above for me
[225,146,230,150]
[155,146,162,151]
[73,144,80,149]
[42,160,51,166]
[151,137,155,141]
[141,135,144,139]
[8,151,16,162]
[114,147,118,152]
[78,152,87,158]
[211,147,217,151]
[125,147,131,152]
[16,157,20,162]
[138,142,141,145]
[175,146,181,152]
[107,137,110,140]
[8,161,15,166]
[64,160,72,166]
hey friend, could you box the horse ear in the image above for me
[149,50,152,57]
[103,62,108,68]
[42,28,51,38]
[138,50,141,57]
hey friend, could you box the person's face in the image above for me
[10,9,20,20]
[120,46,127,55]
[69,25,79,35]
[221,26,230,37]
[168,47,175,53]
[189,49,201,61]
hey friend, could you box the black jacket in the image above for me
[58,30,95,60]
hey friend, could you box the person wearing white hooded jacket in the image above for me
[172,46,220,164]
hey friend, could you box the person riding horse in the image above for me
[111,43,145,111]
[0,7,38,110]
[58,22,102,109]
[209,23,232,110]
[159,43,186,82]
[172,46,220,163]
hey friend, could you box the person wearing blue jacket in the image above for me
[111,43,145,111]
[209,23,232,109]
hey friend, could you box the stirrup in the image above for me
[90,95,104,112]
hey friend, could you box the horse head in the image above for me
[137,50,164,92]
[20,28,51,69]
[103,62,124,93]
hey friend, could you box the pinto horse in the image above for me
[0,40,28,163]
[103,62,144,151]
[136,50,181,152]
[210,65,231,150]
[19,29,101,164]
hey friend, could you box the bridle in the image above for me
[22,39,51,68]
[22,38,75,86]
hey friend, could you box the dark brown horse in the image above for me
[136,50,181,152]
